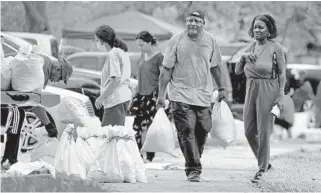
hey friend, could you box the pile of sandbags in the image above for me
[55,124,148,183]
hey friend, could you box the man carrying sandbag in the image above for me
[156,11,225,182]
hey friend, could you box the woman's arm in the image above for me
[99,50,122,99]
[235,59,246,75]
[275,44,286,96]
[235,44,253,75]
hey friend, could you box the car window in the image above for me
[22,38,38,45]
[69,56,100,71]
[2,42,18,57]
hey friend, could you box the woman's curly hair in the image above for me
[248,14,278,40]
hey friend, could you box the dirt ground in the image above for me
[2,141,320,192]
[99,143,296,192]
[257,148,321,192]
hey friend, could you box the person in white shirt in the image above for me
[94,25,132,126]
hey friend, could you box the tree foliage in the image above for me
[1,1,320,54]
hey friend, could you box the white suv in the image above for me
[1,32,99,152]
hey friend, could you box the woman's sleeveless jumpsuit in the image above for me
[243,41,280,171]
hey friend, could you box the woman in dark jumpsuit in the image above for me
[235,14,286,183]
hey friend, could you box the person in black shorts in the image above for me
[1,105,26,170]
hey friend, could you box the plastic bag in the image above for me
[30,137,59,162]
[125,116,135,130]
[5,160,55,178]
[234,119,247,144]
[54,124,86,179]
[11,52,44,92]
[75,137,95,172]
[127,138,147,182]
[95,138,124,183]
[1,56,14,90]
[278,95,295,126]
[117,139,136,183]
[211,101,236,147]
[290,112,310,138]
[87,165,109,183]
[141,108,177,157]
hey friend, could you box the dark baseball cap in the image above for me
[58,57,73,84]
[187,10,205,21]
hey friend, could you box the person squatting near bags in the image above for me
[1,42,73,139]
[0,38,73,170]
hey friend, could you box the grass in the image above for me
[1,172,109,192]
[256,148,321,192]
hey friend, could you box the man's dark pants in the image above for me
[1,106,25,164]
[171,101,212,176]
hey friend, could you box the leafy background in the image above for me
[1,1,321,56]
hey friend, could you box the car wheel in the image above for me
[20,111,55,152]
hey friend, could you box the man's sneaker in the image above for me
[251,170,264,183]
[143,159,151,164]
[45,123,58,138]
[187,172,201,182]
[1,160,12,170]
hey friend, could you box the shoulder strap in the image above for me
[271,52,279,79]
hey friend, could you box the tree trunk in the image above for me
[22,1,51,33]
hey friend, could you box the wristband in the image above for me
[218,88,225,91]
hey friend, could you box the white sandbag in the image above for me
[211,101,236,147]
[234,119,247,144]
[54,124,86,179]
[30,137,59,162]
[61,97,101,129]
[86,137,106,155]
[11,53,45,92]
[117,139,136,183]
[127,138,147,183]
[290,112,310,139]
[87,165,109,183]
[141,108,177,157]
[95,138,124,183]
[5,160,55,178]
[75,137,95,172]
[125,116,135,130]
[1,56,14,90]
[81,116,102,130]
[87,125,146,183]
